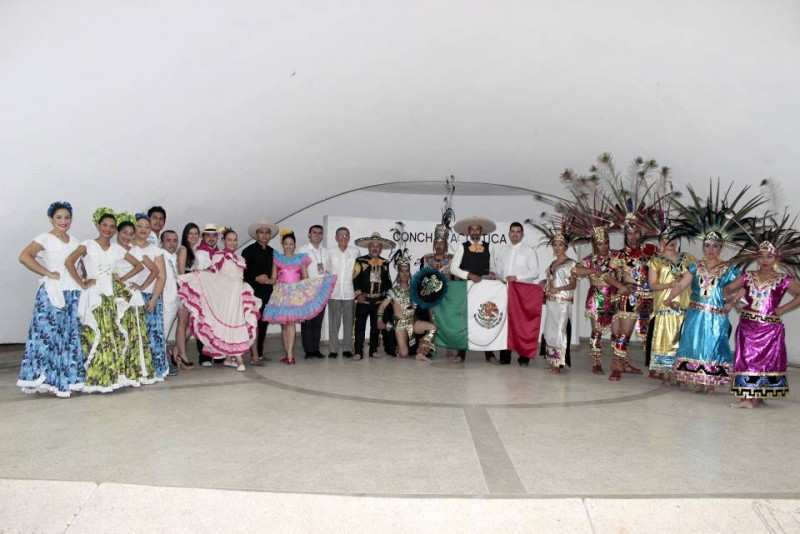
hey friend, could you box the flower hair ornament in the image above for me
[135,212,149,221]
[92,207,116,225]
[47,201,73,218]
[115,212,136,227]
[279,228,293,237]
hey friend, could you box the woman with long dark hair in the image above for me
[170,223,200,369]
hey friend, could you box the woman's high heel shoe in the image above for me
[171,349,194,370]
[280,356,296,365]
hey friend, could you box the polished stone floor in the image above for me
[2,341,799,533]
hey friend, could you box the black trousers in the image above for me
[254,320,270,357]
[457,349,496,361]
[354,298,394,356]
[301,309,325,353]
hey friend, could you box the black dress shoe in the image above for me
[314,350,325,359]
[343,351,353,358]
[328,352,338,359]
[304,352,315,359]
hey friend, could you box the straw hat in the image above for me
[247,219,279,240]
[354,231,396,250]
[452,216,496,235]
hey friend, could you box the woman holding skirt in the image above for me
[17,201,85,397]
[261,230,336,365]
[65,208,145,393]
[178,228,261,371]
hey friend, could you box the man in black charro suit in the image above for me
[352,232,395,360]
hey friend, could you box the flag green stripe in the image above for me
[433,280,468,350]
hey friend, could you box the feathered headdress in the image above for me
[388,221,412,271]
[731,210,800,278]
[435,175,456,243]
[670,180,765,245]
[525,217,573,247]
[534,167,615,246]
[594,153,671,243]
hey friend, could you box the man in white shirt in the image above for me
[160,230,181,375]
[326,226,359,358]
[494,222,540,365]
[146,206,166,246]
[299,225,330,359]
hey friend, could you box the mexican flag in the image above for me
[433,280,544,355]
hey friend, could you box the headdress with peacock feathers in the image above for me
[669,179,765,246]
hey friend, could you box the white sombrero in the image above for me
[201,223,220,234]
[452,216,496,235]
[247,219,279,240]
[354,231,396,250]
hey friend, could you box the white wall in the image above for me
[2,0,799,358]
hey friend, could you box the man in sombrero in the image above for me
[352,231,395,361]
[450,215,499,364]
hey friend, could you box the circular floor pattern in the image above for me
[242,356,673,409]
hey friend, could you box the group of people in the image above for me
[528,156,800,408]
[16,165,800,408]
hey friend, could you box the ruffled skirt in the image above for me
[261,275,337,325]
[18,286,85,397]
[178,272,262,356]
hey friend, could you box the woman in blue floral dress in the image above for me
[17,201,85,397]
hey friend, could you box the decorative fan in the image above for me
[410,268,449,309]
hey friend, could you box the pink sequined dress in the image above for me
[260,253,336,324]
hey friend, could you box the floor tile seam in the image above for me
[481,407,531,495]
[62,481,99,533]
[5,478,800,501]
[581,498,597,534]
[463,407,527,495]
[458,408,493,496]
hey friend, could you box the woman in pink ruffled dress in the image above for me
[261,230,336,364]
[178,228,261,371]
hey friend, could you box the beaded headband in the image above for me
[758,240,778,256]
